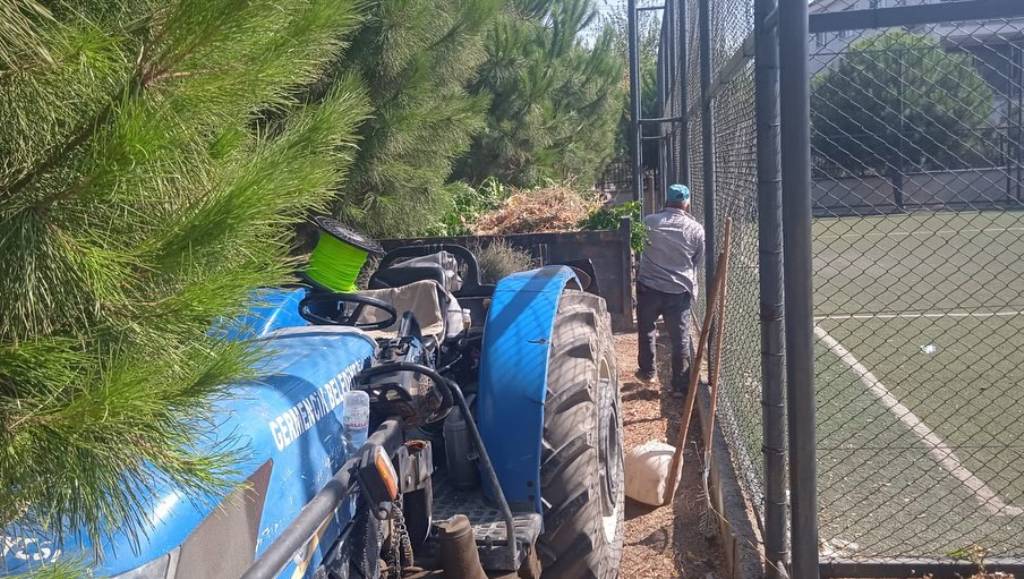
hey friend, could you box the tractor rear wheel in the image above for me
[537,290,624,579]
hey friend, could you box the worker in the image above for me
[635,183,705,396]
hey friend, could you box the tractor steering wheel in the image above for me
[299,292,398,331]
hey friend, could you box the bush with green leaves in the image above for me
[0,0,367,549]
[579,201,647,252]
[812,30,995,175]
[428,178,510,236]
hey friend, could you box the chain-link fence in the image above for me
[653,0,774,557]
[811,10,1024,570]
[644,0,1024,575]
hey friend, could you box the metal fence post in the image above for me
[620,217,636,331]
[1011,23,1020,203]
[628,0,643,206]
[698,0,716,287]
[678,0,690,186]
[657,30,669,200]
[755,0,787,575]
[779,0,819,576]
[665,0,676,186]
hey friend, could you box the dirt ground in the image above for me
[614,331,725,578]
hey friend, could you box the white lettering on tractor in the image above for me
[1,536,60,563]
[268,363,360,451]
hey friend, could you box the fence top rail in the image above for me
[809,0,1024,34]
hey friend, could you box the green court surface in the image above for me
[811,210,1024,559]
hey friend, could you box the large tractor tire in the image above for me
[537,290,624,579]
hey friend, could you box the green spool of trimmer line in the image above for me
[306,216,383,293]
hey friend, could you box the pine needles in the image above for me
[0,0,368,554]
[331,0,499,237]
[0,0,627,561]
[455,0,625,188]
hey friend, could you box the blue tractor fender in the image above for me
[476,265,581,513]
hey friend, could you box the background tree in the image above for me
[455,0,626,187]
[812,30,995,177]
[0,0,367,548]
[329,0,501,237]
[601,0,661,170]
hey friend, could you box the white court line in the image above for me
[818,226,1024,241]
[815,310,1024,322]
[814,324,1024,517]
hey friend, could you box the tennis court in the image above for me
[812,210,1024,559]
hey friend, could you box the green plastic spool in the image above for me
[306,217,382,293]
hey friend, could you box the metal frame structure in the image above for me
[821,558,1024,579]
[627,0,1024,577]
[754,0,787,574]
[627,0,690,213]
[809,0,1024,33]
[778,0,819,576]
[697,0,716,284]
[627,0,644,206]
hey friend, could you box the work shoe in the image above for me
[670,382,688,398]
[671,369,691,398]
[634,369,657,384]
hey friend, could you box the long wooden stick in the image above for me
[665,218,733,497]
[703,218,732,467]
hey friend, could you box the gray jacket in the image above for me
[637,208,705,297]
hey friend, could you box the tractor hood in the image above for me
[2,288,376,578]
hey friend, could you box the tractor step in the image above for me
[421,474,542,571]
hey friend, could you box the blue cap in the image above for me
[667,183,691,203]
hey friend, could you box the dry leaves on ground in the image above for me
[614,332,724,578]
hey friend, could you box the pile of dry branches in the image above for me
[472,184,601,235]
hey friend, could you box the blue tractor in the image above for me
[2,217,624,579]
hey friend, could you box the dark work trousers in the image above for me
[637,282,692,389]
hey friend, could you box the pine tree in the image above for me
[331,0,501,237]
[603,1,661,168]
[456,0,625,188]
[0,0,368,549]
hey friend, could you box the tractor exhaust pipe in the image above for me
[438,515,487,579]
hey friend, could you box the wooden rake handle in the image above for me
[703,219,732,461]
[665,217,733,499]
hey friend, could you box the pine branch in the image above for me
[2,0,369,558]
[6,41,152,202]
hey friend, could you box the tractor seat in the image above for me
[369,251,463,293]
[356,279,453,343]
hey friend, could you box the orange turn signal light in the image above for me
[372,445,399,501]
